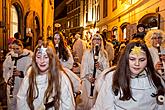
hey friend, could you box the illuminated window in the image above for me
[10,5,18,37]
[123,27,127,39]
[113,29,118,39]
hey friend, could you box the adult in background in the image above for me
[17,41,75,110]
[101,33,114,67]
[132,23,146,40]
[3,39,33,110]
[144,29,165,79]
[35,36,43,47]
[14,32,21,40]
[72,32,86,63]
[92,39,165,110]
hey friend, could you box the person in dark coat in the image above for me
[132,23,146,40]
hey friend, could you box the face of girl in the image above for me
[92,38,101,47]
[54,34,60,45]
[36,51,49,74]
[12,44,23,55]
[152,33,163,48]
[129,48,147,75]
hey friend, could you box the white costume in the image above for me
[58,47,74,70]
[92,71,165,110]
[149,47,165,77]
[17,69,75,110]
[79,48,109,110]
[3,49,33,110]
[63,67,81,93]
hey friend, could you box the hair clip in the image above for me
[131,46,144,56]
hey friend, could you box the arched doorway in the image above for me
[120,22,129,40]
[112,26,118,40]
[24,11,40,50]
[10,2,23,38]
[139,13,159,30]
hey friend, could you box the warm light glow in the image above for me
[88,0,93,21]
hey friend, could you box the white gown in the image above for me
[3,49,33,110]
[91,71,165,110]
[58,47,74,70]
[79,49,109,110]
[17,70,75,110]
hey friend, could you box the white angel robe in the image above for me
[79,49,109,110]
[3,49,33,110]
[17,70,75,110]
[91,71,165,110]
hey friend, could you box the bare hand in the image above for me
[86,74,96,83]
[7,77,14,86]
[13,69,21,77]
[160,54,165,62]
[155,61,163,71]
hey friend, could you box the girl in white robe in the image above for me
[53,31,74,70]
[144,29,165,79]
[17,42,75,110]
[3,39,33,110]
[92,39,165,110]
[78,33,109,110]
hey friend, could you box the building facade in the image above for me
[81,0,165,41]
[0,0,54,52]
[66,0,84,35]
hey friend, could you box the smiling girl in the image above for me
[17,41,75,110]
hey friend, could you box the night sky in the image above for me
[54,0,67,20]
[54,0,63,7]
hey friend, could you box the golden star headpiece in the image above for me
[131,46,144,56]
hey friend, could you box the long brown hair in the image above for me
[53,31,70,61]
[27,41,63,110]
[112,39,164,101]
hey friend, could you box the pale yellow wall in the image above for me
[160,0,165,30]
[97,0,165,40]
[43,0,54,40]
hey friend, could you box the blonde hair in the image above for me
[90,33,108,58]
[144,29,165,48]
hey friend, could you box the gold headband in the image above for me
[131,46,144,56]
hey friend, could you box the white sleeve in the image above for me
[63,68,81,92]
[80,50,89,78]
[91,73,115,110]
[3,55,13,82]
[60,73,75,110]
[17,74,30,110]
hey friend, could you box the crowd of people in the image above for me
[0,26,165,110]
